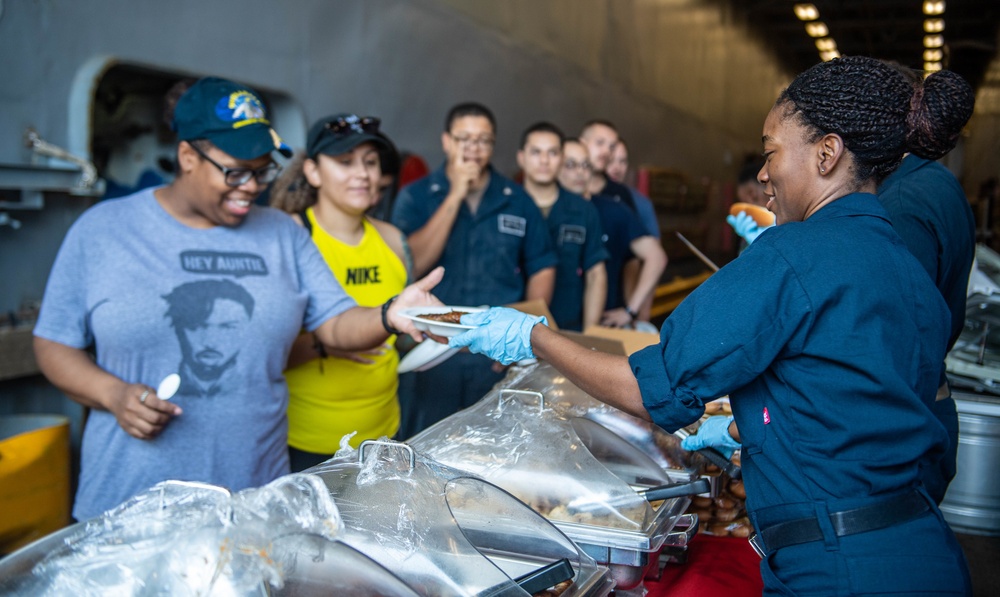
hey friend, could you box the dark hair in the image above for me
[444,102,496,133]
[906,70,975,160]
[269,152,315,214]
[519,121,565,149]
[738,155,766,185]
[776,56,974,184]
[581,119,618,136]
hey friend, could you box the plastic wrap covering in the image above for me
[307,440,612,597]
[501,362,697,473]
[0,476,418,596]
[410,383,691,538]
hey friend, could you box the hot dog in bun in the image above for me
[729,202,775,227]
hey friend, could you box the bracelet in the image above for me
[624,305,638,321]
[312,333,328,374]
[381,295,403,336]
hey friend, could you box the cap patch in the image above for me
[217,91,269,129]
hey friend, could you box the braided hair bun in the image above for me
[907,70,975,161]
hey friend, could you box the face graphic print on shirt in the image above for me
[162,278,255,397]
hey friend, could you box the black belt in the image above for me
[757,489,930,553]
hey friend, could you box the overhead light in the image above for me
[805,22,829,38]
[794,4,819,21]
[923,49,944,61]
[924,61,943,72]
[924,18,945,33]
[815,38,837,52]
[820,50,841,62]
[924,34,945,48]
[923,1,945,16]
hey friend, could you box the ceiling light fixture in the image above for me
[923,49,943,61]
[793,4,819,21]
[924,34,945,48]
[815,38,837,52]
[923,1,946,16]
[924,62,943,73]
[820,50,841,62]
[924,18,945,33]
[805,22,828,37]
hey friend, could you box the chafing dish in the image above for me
[307,440,614,597]
[409,381,703,590]
[0,477,420,596]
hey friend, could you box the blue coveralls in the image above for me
[591,194,646,311]
[391,165,557,437]
[545,187,609,331]
[629,194,972,595]
[878,155,977,503]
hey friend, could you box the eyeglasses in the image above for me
[562,159,593,172]
[449,133,495,149]
[324,116,381,136]
[189,143,281,187]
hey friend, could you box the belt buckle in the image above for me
[748,532,766,559]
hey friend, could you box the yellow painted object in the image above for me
[0,415,71,555]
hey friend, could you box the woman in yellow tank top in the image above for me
[271,114,414,472]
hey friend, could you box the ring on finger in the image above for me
[139,389,150,404]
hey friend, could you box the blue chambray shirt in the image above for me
[391,164,557,306]
[628,193,949,514]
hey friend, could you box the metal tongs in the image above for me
[673,426,742,480]
[565,478,712,515]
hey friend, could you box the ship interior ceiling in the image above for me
[727,0,1000,94]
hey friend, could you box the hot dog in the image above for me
[729,202,775,227]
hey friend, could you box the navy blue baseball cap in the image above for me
[306,114,389,159]
[172,77,292,160]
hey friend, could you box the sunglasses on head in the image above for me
[324,116,381,136]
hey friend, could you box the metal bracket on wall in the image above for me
[0,129,104,209]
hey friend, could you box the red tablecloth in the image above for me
[644,534,764,597]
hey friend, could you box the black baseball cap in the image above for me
[306,114,389,159]
[172,77,292,160]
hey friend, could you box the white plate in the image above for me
[398,306,486,338]
[397,340,460,373]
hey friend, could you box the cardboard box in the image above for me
[582,325,660,356]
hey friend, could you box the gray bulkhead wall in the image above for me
[0,0,790,314]
[0,0,788,425]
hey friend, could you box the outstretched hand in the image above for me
[448,307,547,365]
[387,266,446,342]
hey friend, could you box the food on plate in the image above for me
[418,310,470,324]
[729,202,775,227]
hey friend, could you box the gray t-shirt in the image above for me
[34,188,356,520]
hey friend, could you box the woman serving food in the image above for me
[448,56,972,594]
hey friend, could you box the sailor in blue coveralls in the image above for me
[517,122,609,331]
[450,57,973,595]
[391,102,556,438]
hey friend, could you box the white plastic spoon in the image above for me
[156,373,181,400]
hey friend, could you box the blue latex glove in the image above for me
[680,415,741,459]
[448,307,548,365]
[726,211,771,244]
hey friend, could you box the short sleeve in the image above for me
[33,216,94,348]
[520,195,559,277]
[581,200,609,271]
[294,226,357,331]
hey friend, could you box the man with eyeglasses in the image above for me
[391,102,557,437]
[32,77,444,521]
[517,123,607,331]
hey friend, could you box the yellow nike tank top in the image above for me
[286,210,407,452]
